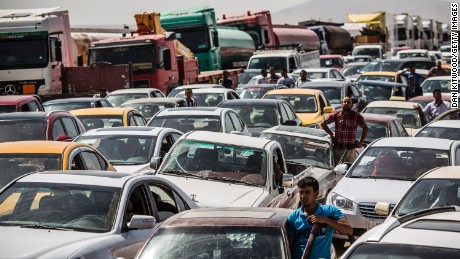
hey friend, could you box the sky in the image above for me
[0,0,309,26]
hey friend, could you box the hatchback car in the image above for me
[328,137,460,247]
[167,84,223,98]
[148,107,250,135]
[135,207,293,259]
[173,88,240,107]
[263,88,334,126]
[0,141,115,189]
[75,127,183,173]
[43,97,112,112]
[414,120,460,140]
[70,107,147,130]
[0,111,85,142]
[0,171,198,259]
[120,97,184,121]
[105,88,166,107]
[0,95,44,113]
[218,99,302,136]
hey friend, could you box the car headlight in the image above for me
[330,193,354,211]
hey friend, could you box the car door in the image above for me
[69,148,107,170]
[224,113,236,133]
[61,117,81,139]
[146,180,191,222]
[229,111,250,135]
[158,132,181,158]
[394,119,410,137]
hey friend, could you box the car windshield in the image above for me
[356,75,395,83]
[121,103,171,120]
[150,116,221,133]
[138,226,286,259]
[239,71,260,84]
[438,110,460,120]
[309,87,341,104]
[77,115,124,130]
[175,93,224,107]
[342,65,365,76]
[0,154,61,189]
[415,126,460,140]
[348,147,449,181]
[356,84,396,103]
[0,182,120,232]
[346,243,460,258]
[264,94,317,113]
[308,72,328,79]
[259,132,332,169]
[237,87,274,99]
[161,140,267,186]
[395,179,460,217]
[76,136,156,165]
[360,61,400,73]
[320,58,344,68]
[353,48,380,58]
[106,93,150,107]
[421,79,452,93]
[0,120,47,142]
[248,57,287,72]
[228,107,280,128]
[43,102,92,112]
[399,52,428,59]
[0,106,17,113]
[364,108,421,129]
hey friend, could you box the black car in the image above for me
[300,81,368,112]
[218,99,302,136]
[359,58,435,73]
[355,80,407,104]
[236,84,287,99]
[43,97,112,112]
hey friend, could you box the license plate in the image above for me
[366,220,382,230]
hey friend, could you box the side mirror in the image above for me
[282,173,294,188]
[163,49,172,70]
[283,119,297,126]
[127,215,156,229]
[213,30,219,47]
[150,157,162,170]
[333,164,349,175]
[375,201,390,216]
[55,41,62,62]
[56,135,72,142]
[323,107,334,114]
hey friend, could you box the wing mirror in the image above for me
[333,164,349,175]
[282,173,294,188]
[127,215,156,229]
[150,157,162,170]
[323,107,334,114]
[283,119,297,126]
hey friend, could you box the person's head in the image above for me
[223,70,229,78]
[409,65,416,73]
[341,96,353,111]
[300,70,307,79]
[280,69,288,78]
[436,60,443,68]
[433,89,442,102]
[261,68,267,77]
[152,192,161,205]
[297,177,319,207]
[269,67,276,75]
[185,89,193,100]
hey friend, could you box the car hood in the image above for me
[157,174,266,207]
[113,163,154,174]
[297,113,322,126]
[0,227,113,258]
[333,177,414,204]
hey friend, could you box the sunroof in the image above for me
[404,219,460,233]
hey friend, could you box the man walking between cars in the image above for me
[219,70,233,89]
[321,97,368,165]
[287,177,352,259]
[423,89,451,121]
[296,70,310,87]
[183,89,197,107]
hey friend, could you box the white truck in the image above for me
[393,13,415,48]
[352,44,385,60]
[412,15,426,49]
[423,19,439,50]
[247,48,320,73]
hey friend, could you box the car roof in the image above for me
[0,95,38,104]
[409,94,450,101]
[360,71,400,76]
[422,76,451,81]
[421,166,460,179]
[185,131,272,149]
[300,81,348,88]
[219,99,283,107]
[121,97,183,105]
[43,97,104,104]
[424,120,460,128]
[0,111,55,120]
[366,101,421,109]
[80,126,177,137]
[155,107,225,116]
[344,62,369,66]
[304,68,336,72]
[0,141,88,153]
[356,80,406,87]
[159,207,292,228]
[264,88,322,95]
[176,88,231,94]
[362,113,398,122]
[238,84,278,89]
[261,125,331,142]
[106,88,160,94]
[70,107,134,116]
[371,137,456,150]
[398,49,428,53]
[173,84,222,90]
[320,55,342,58]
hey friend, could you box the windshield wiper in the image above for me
[206,175,261,187]
[161,170,207,179]
[398,206,460,223]
[20,224,72,231]
[348,175,372,179]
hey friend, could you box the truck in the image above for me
[393,13,415,48]
[217,26,255,69]
[217,10,320,52]
[247,48,320,73]
[423,19,439,50]
[299,21,352,55]
[412,15,426,49]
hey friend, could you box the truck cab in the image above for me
[352,45,385,60]
[247,49,320,73]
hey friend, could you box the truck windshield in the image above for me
[173,28,210,53]
[0,31,48,70]
[248,57,286,72]
[89,44,155,73]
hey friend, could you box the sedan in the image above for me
[43,97,112,112]
[70,108,147,130]
[414,120,460,140]
[0,171,198,259]
[421,76,452,94]
[105,88,165,107]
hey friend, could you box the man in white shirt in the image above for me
[423,89,451,121]
[255,68,269,84]
[277,69,295,87]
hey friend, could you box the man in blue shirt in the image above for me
[287,177,352,259]
[403,64,423,87]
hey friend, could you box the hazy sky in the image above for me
[0,0,309,26]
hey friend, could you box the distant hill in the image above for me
[272,0,452,25]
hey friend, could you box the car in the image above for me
[0,141,115,189]
[433,108,460,121]
[218,99,302,137]
[43,97,113,112]
[420,76,452,94]
[439,44,452,64]
[0,95,44,113]
[320,54,345,71]
[300,81,368,112]
[428,50,443,62]
[355,80,407,104]
[263,88,334,126]
[359,58,435,74]
[328,137,460,246]
[70,107,147,130]
[236,84,279,99]
[342,62,369,82]
[0,171,198,259]
[341,207,460,258]
[293,68,345,81]
[414,120,460,140]
[75,127,183,173]
[0,111,85,142]
[120,97,184,121]
[390,46,412,59]
[409,94,451,108]
[259,126,337,205]
[173,88,240,107]
[396,49,429,59]
[148,107,251,135]
[105,88,166,107]
[354,71,408,85]
[237,69,261,87]
[362,100,428,136]
[135,207,293,259]
[351,55,373,62]
[167,84,223,98]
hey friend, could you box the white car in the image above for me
[105,88,165,107]
[396,49,429,59]
[148,107,251,136]
[0,171,198,259]
[414,120,460,140]
[420,75,452,94]
[292,68,345,82]
[74,127,183,173]
[328,137,460,247]
[173,88,240,107]
[439,45,452,64]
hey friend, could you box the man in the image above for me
[424,89,451,121]
[277,69,296,88]
[403,64,423,87]
[183,89,197,107]
[296,69,310,87]
[219,70,233,89]
[287,177,352,259]
[405,75,423,100]
[321,97,368,165]
[255,68,269,84]
[428,60,449,77]
[268,67,280,83]
[152,192,178,213]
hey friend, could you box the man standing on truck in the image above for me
[321,97,368,165]
[219,70,233,89]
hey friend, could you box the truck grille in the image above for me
[133,80,150,88]
[359,202,395,221]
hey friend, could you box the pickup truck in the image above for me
[153,131,308,208]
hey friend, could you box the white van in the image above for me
[352,45,385,60]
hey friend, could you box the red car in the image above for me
[0,111,85,142]
[0,95,44,113]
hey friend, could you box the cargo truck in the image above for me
[423,19,439,50]
[217,26,255,69]
[412,15,426,49]
[393,13,414,48]
[304,25,352,55]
